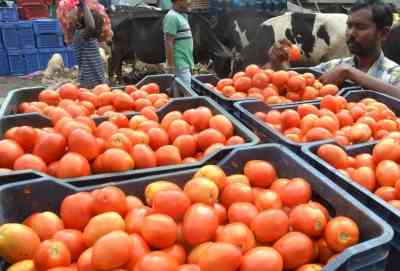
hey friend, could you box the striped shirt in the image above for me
[313,51,400,87]
[73,30,106,89]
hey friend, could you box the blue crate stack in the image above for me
[0,15,76,76]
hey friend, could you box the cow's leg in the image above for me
[110,45,128,83]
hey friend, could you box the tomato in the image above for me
[244,160,277,188]
[216,223,255,253]
[240,247,283,271]
[140,214,177,249]
[152,190,191,221]
[273,232,314,270]
[134,251,179,271]
[184,177,219,205]
[60,192,94,230]
[6,260,36,271]
[324,216,360,252]
[0,139,24,169]
[198,242,242,271]
[52,230,86,261]
[227,202,258,227]
[83,211,125,246]
[124,233,151,269]
[23,212,64,241]
[251,209,289,243]
[33,240,71,271]
[0,224,40,264]
[67,129,99,161]
[92,186,127,216]
[194,165,227,190]
[182,203,219,246]
[289,204,327,237]
[76,248,93,271]
[56,153,91,178]
[92,231,133,270]
[163,244,186,265]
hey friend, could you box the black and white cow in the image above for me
[233,12,400,74]
[213,3,314,53]
[235,12,351,72]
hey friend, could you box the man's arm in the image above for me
[164,34,175,69]
[319,65,400,98]
[163,14,178,72]
[81,1,95,32]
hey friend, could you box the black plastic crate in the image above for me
[0,74,198,119]
[0,143,393,271]
[0,96,258,187]
[303,141,400,271]
[234,90,400,149]
[191,67,360,113]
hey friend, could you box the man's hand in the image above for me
[319,65,352,86]
[162,63,175,74]
[268,39,292,68]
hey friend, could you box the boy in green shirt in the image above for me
[163,0,194,87]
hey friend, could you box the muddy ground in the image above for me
[0,76,44,103]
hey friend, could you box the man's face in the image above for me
[176,0,192,11]
[346,8,382,57]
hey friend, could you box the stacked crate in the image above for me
[0,18,76,76]
[17,0,49,20]
[33,19,67,70]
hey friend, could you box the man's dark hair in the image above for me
[350,0,395,29]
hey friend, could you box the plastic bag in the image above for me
[57,0,113,44]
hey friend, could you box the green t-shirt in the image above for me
[163,9,194,70]
[160,0,172,10]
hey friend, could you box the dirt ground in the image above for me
[0,75,44,103]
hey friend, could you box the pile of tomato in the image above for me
[18,83,171,120]
[205,65,340,104]
[0,106,246,178]
[1,162,360,271]
[317,139,400,210]
[255,95,400,144]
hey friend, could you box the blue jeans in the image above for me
[175,68,192,88]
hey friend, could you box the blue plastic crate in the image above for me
[0,32,3,48]
[7,50,25,75]
[23,48,40,74]
[35,33,64,48]
[65,46,76,68]
[0,22,19,49]
[17,21,35,49]
[0,49,9,76]
[33,19,62,34]
[38,48,68,70]
[0,7,18,22]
